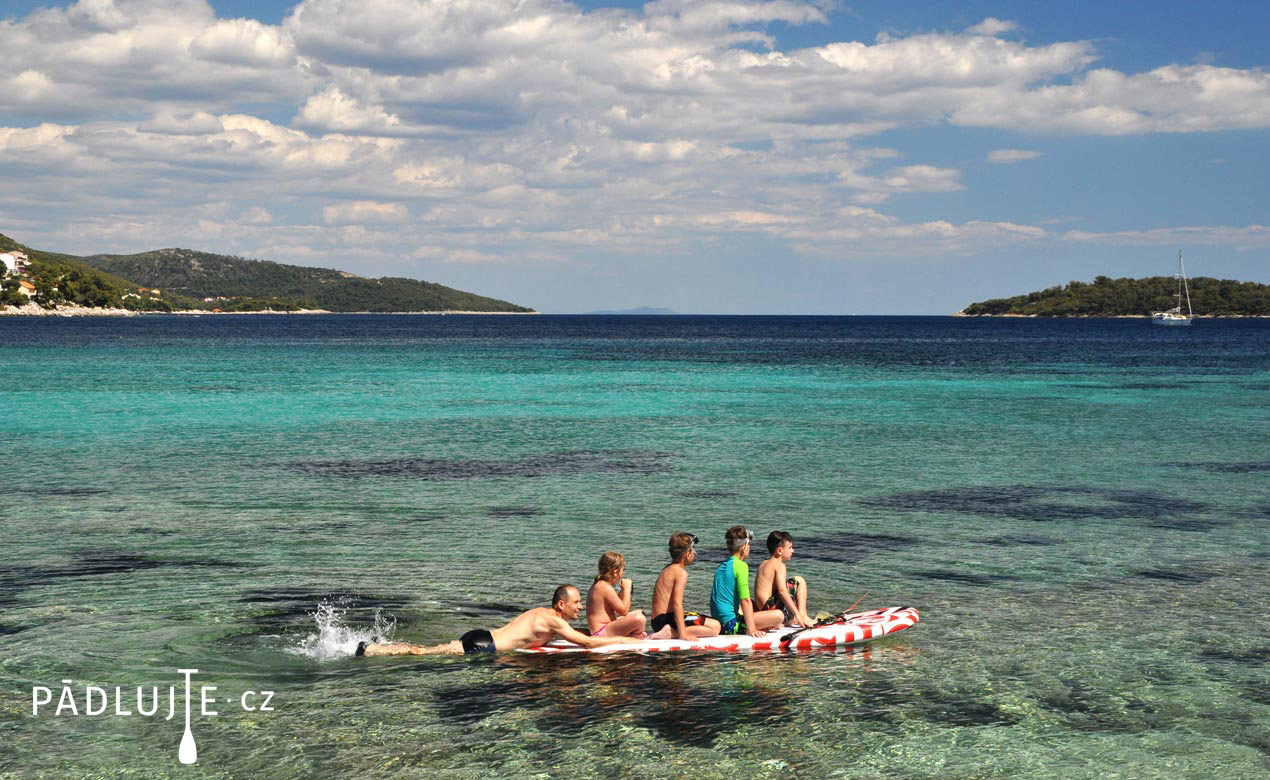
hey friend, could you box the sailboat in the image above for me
[1151,251,1193,326]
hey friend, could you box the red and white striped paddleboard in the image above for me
[519,606,919,655]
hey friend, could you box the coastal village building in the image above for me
[1,251,29,277]
[17,280,36,298]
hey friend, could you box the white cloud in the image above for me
[137,111,224,135]
[967,18,1019,37]
[189,18,295,67]
[241,206,274,224]
[1062,225,1270,248]
[296,86,401,134]
[987,149,1044,164]
[951,65,1270,134]
[413,244,501,264]
[322,201,410,225]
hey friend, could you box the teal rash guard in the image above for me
[710,556,750,623]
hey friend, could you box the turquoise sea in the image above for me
[1,314,1267,779]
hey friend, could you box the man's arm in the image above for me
[549,615,641,648]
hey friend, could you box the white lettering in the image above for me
[240,691,256,712]
[137,686,160,717]
[55,681,78,716]
[32,687,52,716]
[200,686,218,717]
[114,687,132,716]
[86,686,108,716]
[258,691,274,712]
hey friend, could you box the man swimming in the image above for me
[357,585,643,656]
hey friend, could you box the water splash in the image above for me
[288,600,396,661]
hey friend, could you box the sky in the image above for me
[1,1,1267,313]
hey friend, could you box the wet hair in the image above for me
[595,551,625,583]
[668,532,697,562]
[726,525,752,553]
[551,584,577,607]
[767,531,793,555]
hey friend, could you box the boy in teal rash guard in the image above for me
[710,525,786,637]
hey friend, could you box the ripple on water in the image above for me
[0,551,236,607]
[909,570,1020,587]
[27,486,111,496]
[974,534,1059,547]
[859,484,1208,523]
[287,449,679,479]
[678,489,738,499]
[1132,567,1216,584]
[796,531,922,564]
[486,506,544,517]
[1167,461,1270,474]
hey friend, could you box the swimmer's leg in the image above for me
[358,640,463,656]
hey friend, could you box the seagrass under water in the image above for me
[1,315,1266,779]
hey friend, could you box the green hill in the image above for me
[80,248,533,313]
[1,233,196,311]
[961,275,1270,317]
[1,233,535,313]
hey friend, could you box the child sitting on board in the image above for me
[585,550,647,638]
[753,530,813,628]
[710,525,785,637]
[648,532,721,640]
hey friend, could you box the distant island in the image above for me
[0,233,535,315]
[584,307,678,315]
[959,276,1270,317]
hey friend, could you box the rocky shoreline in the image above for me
[1,304,540,317]
[953,311,1269,318]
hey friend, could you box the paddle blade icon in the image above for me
[179,724,197,764]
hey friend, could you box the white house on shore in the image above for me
[1,251,29,277]
[17,279,36,298]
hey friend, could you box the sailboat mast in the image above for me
[1179,251,1192,317]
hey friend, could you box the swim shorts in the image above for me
[720,616,748,635]
[460,628,496,655]
[650,611,707,633]
[762,578,799,622]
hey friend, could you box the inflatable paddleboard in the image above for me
[519,606,919,654]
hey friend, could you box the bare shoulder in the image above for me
[540,610,569,629]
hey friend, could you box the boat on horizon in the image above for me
[1152,251,1193,326]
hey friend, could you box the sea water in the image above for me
[0,315,1266,779]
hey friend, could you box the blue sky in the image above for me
[1,1,1267,313]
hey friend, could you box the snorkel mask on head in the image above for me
[727,528,754,553]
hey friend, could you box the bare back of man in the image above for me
[360,586,644,656]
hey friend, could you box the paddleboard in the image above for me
[519,606,919,654]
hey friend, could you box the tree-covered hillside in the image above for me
[81,248,534,313]
[961,276,1270,317]
[1,233,195,311]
